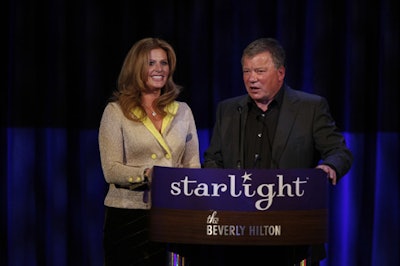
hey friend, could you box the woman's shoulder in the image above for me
[104,101,122,111]
[171,101,195,117]
[175,100,189,107]
[101,101,124,118]
[171,100,192,111]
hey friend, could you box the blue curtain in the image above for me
[3,0,399,265]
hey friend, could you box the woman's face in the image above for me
[145,48,170,91]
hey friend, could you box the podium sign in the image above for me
[150,166,328,245]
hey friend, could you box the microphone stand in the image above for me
[236,106,243,169]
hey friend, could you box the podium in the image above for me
[149,166,329,246]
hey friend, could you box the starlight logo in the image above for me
[170,171,308,210]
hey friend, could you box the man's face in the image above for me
[242,51,285,104]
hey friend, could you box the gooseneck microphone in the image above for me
[253,153,261,168]
[236,106,243,169]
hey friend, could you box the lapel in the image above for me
[271,87,300,167]
[132,102,179,158]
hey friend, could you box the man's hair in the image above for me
[241,38,286,68]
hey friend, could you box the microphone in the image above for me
[236,106,243,169]
[253,153,261,168]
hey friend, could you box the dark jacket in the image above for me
[202,85,353,263]
[204,85,352,180]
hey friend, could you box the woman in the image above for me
[99,37,201,265]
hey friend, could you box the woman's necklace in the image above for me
[143,105,157,117]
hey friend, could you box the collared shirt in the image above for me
[243,88,283,168]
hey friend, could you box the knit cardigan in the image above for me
[98,101,201,209]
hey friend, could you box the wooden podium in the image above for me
[149,166,328,246]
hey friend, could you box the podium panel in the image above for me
[150,166,328,245]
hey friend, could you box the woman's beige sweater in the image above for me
[98,101,201,209]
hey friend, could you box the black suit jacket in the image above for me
[204,85,352,180]
[202,85,353,263]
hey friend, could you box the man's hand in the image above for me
[316,164,337,185]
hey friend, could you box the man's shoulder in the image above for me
[284,86,325,102]
[218,94,248,106]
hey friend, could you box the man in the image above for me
[203,38,353,265]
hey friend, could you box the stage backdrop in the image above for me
[2,0,399,265]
